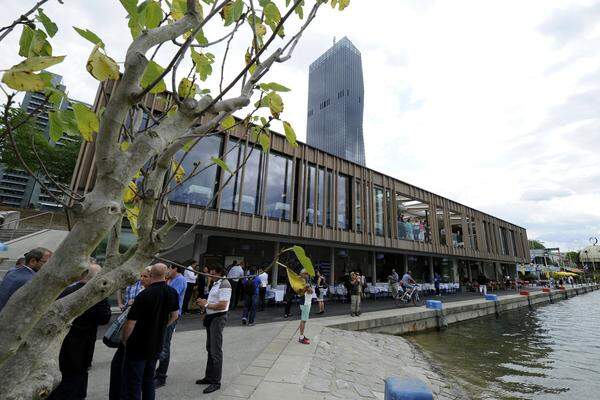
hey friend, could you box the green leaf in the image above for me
[18,26,34,57]
[30,28,52,56]
[120,0,139,16]
[171,160,186,183]
[170,0,187,20]
[282,121,297,147]
[220,115,236,131]
[10,55,65,72]
[37,9,58,37]
[258,132,270,152]
[142,0,163,29]
[73,27,105,48]
[125,205,139,235]
[195,29,209,46]
[86,45,120,81]
[72,103,99,142]
[268,92,283,118]
[224,0,244,26]
[48,111,65,142]
[263,2,284,37]
[290,245,315,277]
[191,49,214,81]
[140,60,166,93]
[177,78,197,98]
[211,156,231,174]
[1,71,46,91]
[294,1,305,19]
[120,141,131,152]
[61,109,80,136]
[259,82,290,92]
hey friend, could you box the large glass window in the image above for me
[337,174,351,230]
[374,186,384,236]
[305,164,316,225]
[355,179,362,232]
[449,211,464,248]
[317,168,325,226]
[396,193,430,242]
[510,230,518,256]
[499,227,510,255]
[264,152,293,220]
[436,207,447,246]
[326,170,333,227]
[170,135,223,207]
[386,189,392,237]
[466,216,478,250]
[220,140,263,214]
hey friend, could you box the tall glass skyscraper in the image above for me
[306,37,366,166]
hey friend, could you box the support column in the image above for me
[330,247,335,287]
[372,252,377,283]
[467,261,473,280]
[271,242,280,287]
[193,233,209,264]
[452,259,459,283]
[429,256,435,283]
[495,262,502,281]
[403,254,409,274]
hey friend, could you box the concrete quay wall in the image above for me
[327,284,600,336]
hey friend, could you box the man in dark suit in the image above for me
[0,247,51,312]
[48,263,112,400]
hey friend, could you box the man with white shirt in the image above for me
[196,265,231,394]
[227,261,244,310]
[182,260,198,314]
[258,267,269,311]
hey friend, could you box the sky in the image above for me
[1,0,599,251]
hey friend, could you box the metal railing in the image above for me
[0,211,55,242]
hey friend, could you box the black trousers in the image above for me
[47,371,88,400]
[284,295,294,316]
[183,283,195,313]
[205,313,227,384]
[229,281,239,310]
[259,286,267,310]
[109,345,125,400]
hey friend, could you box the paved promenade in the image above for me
[88,286,590,399]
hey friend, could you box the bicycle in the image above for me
[394,284,422,306]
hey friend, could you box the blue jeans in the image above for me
[156,319,178,380]
[123,356,157,400]
[242,294,258,324]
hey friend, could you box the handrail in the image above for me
[0,211,52,228]
[0,211,56,242]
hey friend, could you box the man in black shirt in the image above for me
[48,263,111,400]
[122,263,179,400]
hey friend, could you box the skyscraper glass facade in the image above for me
[306,37,366,166]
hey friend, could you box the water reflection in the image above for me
[408,291,600,399]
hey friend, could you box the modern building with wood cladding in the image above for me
[71,84,529,287]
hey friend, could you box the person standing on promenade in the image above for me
[434,272,442,296]
[182,260,198,314]
[388,269,400,299]
[196,265,231,394]
[227,261,244,310]
[298,271,314,344]
[315,270,326,314]
[258,267,269,311]
[117,270,147,311]
[155,264,187,388]
[242,269,261,326]
[48,263,111,400]
[0,247,51,312]
[196,265,209,300]
[109,267,151,400]
[121,263,179,400]
[284,278,295,318]
[477,273,488,295]
[350,272,362,317]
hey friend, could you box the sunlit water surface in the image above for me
[408,291,600,399]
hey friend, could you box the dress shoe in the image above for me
[195,377,211,385]
[203,384,221,393]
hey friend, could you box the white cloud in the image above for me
[1,0,599,251]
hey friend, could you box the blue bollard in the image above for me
[425,300,443,310]
[484,294,498,301]
[385,377,433,400]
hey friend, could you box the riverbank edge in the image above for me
[327,284,600,336]
[215,285,599,400]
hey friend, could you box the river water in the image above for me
[408,290,600,400]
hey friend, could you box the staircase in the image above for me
[0,228,42,243]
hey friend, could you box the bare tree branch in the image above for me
[0,0,50,43]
